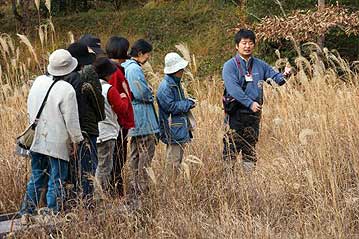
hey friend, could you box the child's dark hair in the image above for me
[106,36,130,59]
[234,29,256,44]
[129,39,152,57]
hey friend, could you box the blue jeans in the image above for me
[78,135,98,198]
[19,152,68,215]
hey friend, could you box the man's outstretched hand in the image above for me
[283,64,292,78]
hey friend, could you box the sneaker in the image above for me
[20,214,33,225]
[40,213,59,225]
[35,207,59,225]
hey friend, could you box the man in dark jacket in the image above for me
[67,42,105,199]
[222,29,291,171]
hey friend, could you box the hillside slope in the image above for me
[0,1,244,76]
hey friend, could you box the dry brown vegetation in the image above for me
[1,26,359,238]
[235,6,359,43]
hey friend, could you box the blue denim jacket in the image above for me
[223,54,286,113]
[121,59,159,137]
[156,75,194,144]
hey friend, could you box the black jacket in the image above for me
[64,66,105,136]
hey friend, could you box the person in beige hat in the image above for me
[47,49,79,76]
[19,49,83,219]
[156,52,196,174]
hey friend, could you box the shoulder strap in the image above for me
[234,56,254,92]
[33,79,58,125]
[234,56,246,92]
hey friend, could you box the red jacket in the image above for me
[107,86,129,122]
[109,64,135,129]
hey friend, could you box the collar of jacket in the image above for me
[121,59,139,69]
[235,53,254,67]
[164,74,181,86]
[130,58,142,66]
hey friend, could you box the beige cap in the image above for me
[164,52,188,74]
[47,49,78,76]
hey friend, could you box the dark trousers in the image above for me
[111,128,129,197]
[223,112,261,163]
[68,134,98,200]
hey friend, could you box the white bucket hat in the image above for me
[164,52,189,74]
[47,49,78,76]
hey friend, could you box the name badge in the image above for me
[245,74,253,82]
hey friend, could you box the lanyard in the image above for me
[232,56,254,92]
[234,56,253,76]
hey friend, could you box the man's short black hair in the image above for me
[129,39,153,57]
[106,36,130,60]
[234,29,256,44]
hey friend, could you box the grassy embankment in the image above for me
[0,1,243,75]
[1,1,359,238]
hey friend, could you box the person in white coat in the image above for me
[19,49,84,217]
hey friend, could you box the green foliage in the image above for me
[50,0,90,15]
[53,1,242,75]
[1,0,358,76]
[246,0,315,20]
[325,28,359,62]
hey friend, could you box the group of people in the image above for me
[18,28,291,218]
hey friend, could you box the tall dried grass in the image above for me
[0,34,359,238]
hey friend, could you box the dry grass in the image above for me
[1,33,359,238]
[236,6,359,43]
